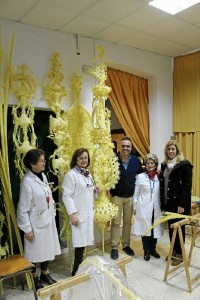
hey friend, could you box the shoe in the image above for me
[144,251,150,261]
[150,249,160,259]
[40,273,57,285]
[122,246,135,256]
[165,251,176,261]
[33,277,44,290]
[171,254,183,266]
[71,263,79,277]
[71,270,76,276]
[111,248,119,260]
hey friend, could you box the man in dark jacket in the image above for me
[110,136,143,260]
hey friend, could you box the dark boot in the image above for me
[40,273,57,284]
[71,247,84,276]
[71,261,80,276]
[150,249,160,258]
[171,254,183,266]
[144,251,150,261]
[33,276,44,290]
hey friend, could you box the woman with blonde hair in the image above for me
[133,153,164,261]
[160,139,193,266]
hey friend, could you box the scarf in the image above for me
[167,157,177,170]
[146,170,160,181]
[75,166,90,177]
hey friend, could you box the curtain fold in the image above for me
[175,132,200,197]
[174,51,200,132]
[107,68,149,158]
[174,52,200,196]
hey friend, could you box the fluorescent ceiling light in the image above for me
[149,0,200,15]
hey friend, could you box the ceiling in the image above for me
[1,0,200,58]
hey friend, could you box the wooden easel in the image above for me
[164,215,200,292]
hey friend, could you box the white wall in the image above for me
[0,19,173,162]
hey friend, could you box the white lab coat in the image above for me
[133,172,164,238]
[17,171,61,263]
[62,168,95,248]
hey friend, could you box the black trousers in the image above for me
[142,209,157,252]
[142,234,157,252]
[168,218,185,254]
[31,261,49,274]
[71,247,85,276]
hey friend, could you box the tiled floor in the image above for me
[2,229,200,299]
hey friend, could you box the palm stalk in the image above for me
[0,33,23,256]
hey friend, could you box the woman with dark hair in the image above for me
[17,149,61,290]
[160,139,193,266]
[133,153,164,261]
[62,148,97,276]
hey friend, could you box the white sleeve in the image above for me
[62,172,77,216]
[17,180,32,234]
[133,175,141,210]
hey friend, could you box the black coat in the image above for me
[160,160,193,215]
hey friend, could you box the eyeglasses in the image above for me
[121,145,131,148]
[146,162,155,165]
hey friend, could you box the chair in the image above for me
[0,254,38,300]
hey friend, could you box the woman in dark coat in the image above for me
[160,139,193,266]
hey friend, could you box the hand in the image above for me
[131,214,135,224]
[25,231,34,241]
[95,187,101,194]
[177,207,184,214]
[107,220,111,231]
[70,213,79,226]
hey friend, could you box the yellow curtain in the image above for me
[174,51,200,132]
[175,132,200,197]
[107,68,149,158]
[174,52,200,197]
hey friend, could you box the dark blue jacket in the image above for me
[110,154,143,198]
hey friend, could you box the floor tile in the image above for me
[2,230,200,299]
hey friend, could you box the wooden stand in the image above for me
[38,256,135,300]
[164,216,200,292]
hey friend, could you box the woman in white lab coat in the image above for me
[62,148,97,276]
[17,149,61,290]
[133,153,164,261]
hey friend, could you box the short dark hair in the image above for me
[121,136,133,149]
[70,148,90,169]
[121,135,132,143]
[121,136,132,144]
[24,149,45,170]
